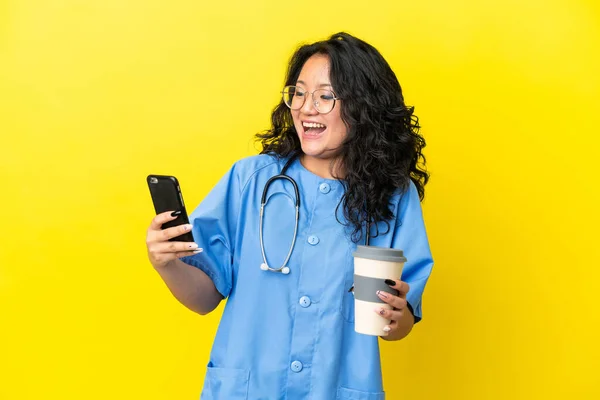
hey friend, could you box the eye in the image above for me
[319,91,335,101]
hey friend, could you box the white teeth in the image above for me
[302,122,326,129]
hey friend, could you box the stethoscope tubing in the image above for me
[259,154,371,275]
[259,156,300,274]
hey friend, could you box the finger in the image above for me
[373,306,404,322]
[376,290,407,310]
[384,279,410,297]
[174,249,203,258]
[147,222,193,243]
[149,210,181,231]
[150,249,203,266]
[157,224,192,241]
[151,240,202,254]
[382,320,399,334]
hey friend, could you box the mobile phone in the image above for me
[147,174,195,242]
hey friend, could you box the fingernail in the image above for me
[374,307,385,316]
[384,279,395,286]
[171,210,182,217]
[185,224,192,231]
[193,248,203,253]
[383,326,391,332]
[188,243,198,249]
[377,290,388,299]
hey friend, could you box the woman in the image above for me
[146,32,433,399]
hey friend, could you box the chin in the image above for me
[301,148,338,161]
[300,145,325,158]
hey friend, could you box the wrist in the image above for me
[153,258,177,271]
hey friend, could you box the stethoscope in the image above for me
[259,154,370,275]
[259,155,299,274]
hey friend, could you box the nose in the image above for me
[300,93,318,115]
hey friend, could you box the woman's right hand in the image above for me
[146,211,203,269]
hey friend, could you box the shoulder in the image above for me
[391,180,422,217]
[233,153,280,171]
[391,180,419,202]
[229,153,284,188]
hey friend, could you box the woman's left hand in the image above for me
[374,279,414,341]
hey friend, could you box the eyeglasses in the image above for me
[281,85,340,114]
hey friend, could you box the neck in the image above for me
[300,154,344,180]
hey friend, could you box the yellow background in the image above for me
[1,0,599,399]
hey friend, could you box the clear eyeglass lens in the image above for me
[282,86,335,113]
[313,89,335,113]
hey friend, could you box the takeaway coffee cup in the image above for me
[352,245,407,336]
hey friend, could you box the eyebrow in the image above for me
[296,80,332,88]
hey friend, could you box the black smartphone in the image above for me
[147,174,195,242]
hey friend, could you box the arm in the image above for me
[153,258,223,315]
[377,182,434,340]
[148,161,251,314]
[146,212,223,315]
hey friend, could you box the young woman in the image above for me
[146,32,434,399]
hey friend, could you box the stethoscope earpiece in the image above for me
[259,263,291,274]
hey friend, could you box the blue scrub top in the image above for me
[181,154,434,400]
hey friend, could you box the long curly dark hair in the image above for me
[256,32,429,242]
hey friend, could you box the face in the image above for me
[291,54,348,164]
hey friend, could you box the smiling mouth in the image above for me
[302,122,327,136]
